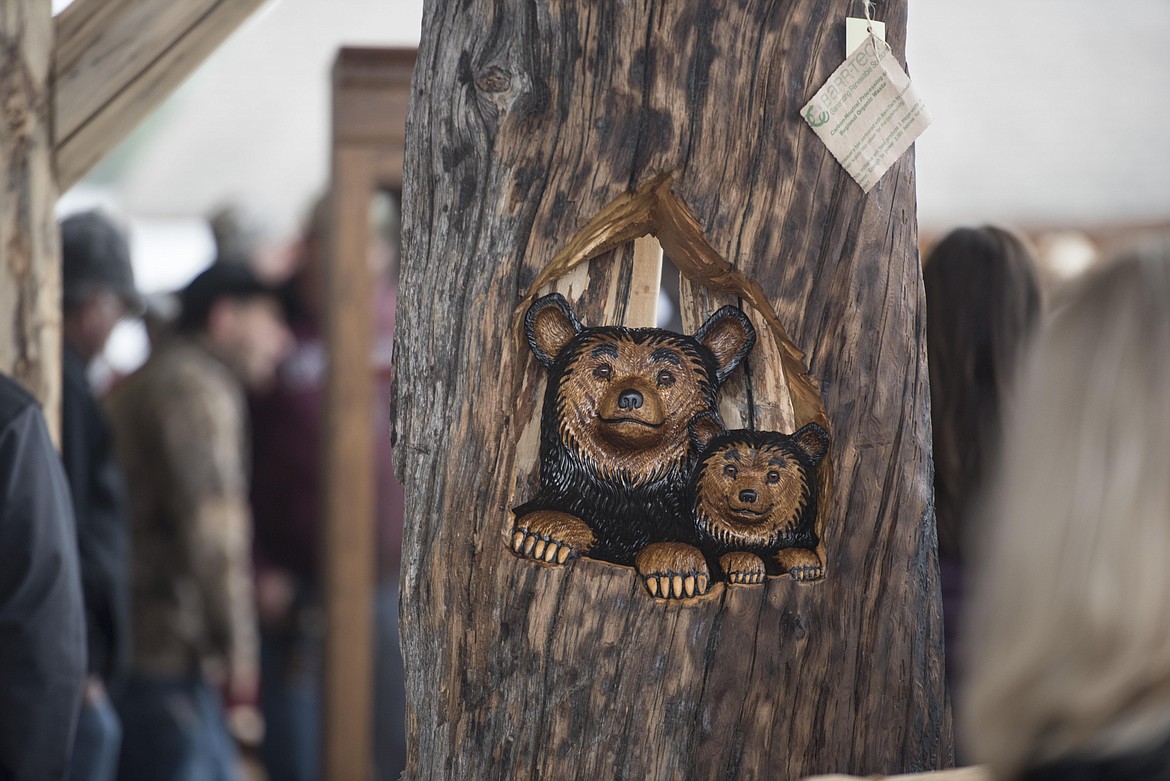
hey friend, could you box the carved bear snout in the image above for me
[618,389,643,410]
[738,489,757,504]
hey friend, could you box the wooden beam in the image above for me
[322,47,415,781]
[1,0,61,437]
[53,0,268,190]
[322,143,377,781]
[332,47,416,191]
[625,236,663,328]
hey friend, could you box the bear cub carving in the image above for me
[511,293,755,572]
[684,411,829,588]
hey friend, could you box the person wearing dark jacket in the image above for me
[60,211,138,781]
[0,373,88,781]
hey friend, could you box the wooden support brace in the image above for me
[54,0,269,190]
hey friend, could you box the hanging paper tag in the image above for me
[845,17,885,56]
[801,36,932,193]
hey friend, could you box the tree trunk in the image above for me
[1,0,60,434]
[395,1,950,778]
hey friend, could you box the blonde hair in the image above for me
[962,235,1170,779]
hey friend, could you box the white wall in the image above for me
[908,0,1170,232]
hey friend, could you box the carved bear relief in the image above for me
[511,293,755,569]
[510,291,833,601]
[686,411,829,584]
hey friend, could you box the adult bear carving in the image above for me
[511,293,755,583]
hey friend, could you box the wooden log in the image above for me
[396,1,949,778]
[53,0,268,190]
[1,0,61,436]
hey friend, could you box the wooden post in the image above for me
[1,0,61,436]
[323,47,415,781]
[396,1,950,778]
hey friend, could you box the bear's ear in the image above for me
[688,410,727,454]
[525,293,582,368]
[791,422,829,465]
[694,306,756,384]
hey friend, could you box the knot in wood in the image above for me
[474,65,512,94]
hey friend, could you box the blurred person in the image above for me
[60,211,139,781]
[962,237,1170,780]
[249,193,405,781]
[923,226,1042,707]
[0,372,88,780]
[108,261,292,781]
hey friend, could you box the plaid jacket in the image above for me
[108,337,257,681]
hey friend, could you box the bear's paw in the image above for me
[634,542,711,599]
[776,548,823,582]
[511,510,596,566]
[720,551,767,585]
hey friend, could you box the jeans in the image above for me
[259,626,321,781]
[259,579,406,781]
[115,675,238,781]
[70,693,122,781]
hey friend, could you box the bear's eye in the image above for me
[766,470,781,484]
[593,364,612,381]
[656,369,675,387]
[723,464,738,479]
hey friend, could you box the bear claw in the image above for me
[789,564,824,582]
[635,542,711,600]
[775,548,824,582]
[510,510,596,567]
[643,574,700,599]
[721,552,767,586]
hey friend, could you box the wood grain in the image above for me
[53,0,267,189]
[396,1,948,778]
[1,0,61,437]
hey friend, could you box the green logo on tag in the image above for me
[805,106,829,128]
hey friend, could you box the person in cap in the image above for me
[107,260,291,781]
[60,211,140,781]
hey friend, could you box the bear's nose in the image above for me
[618,389,643,410]
[738,489,758,504]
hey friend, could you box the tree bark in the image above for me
[396,1,950,778]
[1,0,60,436]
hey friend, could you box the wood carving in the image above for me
[687,411,829,588]
[511,293,755,578]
